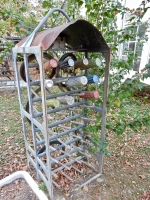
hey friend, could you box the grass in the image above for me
[0,89,150,200]
[0,92,22,142]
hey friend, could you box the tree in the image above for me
[0,0,40,37]
[0,0,150,135]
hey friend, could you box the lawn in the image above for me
[0,88,150,200]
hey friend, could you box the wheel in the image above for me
[20,53,55,82]
[25,87,41,123]
[38,140,66,168]
[38,140,65,155]
[0,63,12,80]
[56,52,77,78]
[54,53,77,91]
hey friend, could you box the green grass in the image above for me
[0,89,28,147]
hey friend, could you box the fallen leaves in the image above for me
[21,166,28,171]
[4,127,9,132]
[139,189,150,200]
[120,151,124,156]
[0,134,28,179]
[139,175,146,180]
[125,161,131,166]
[0,178,39,200]
[82,185,88,192]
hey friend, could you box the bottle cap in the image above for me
[93,75,99,83]
[83,58,89,65]
[65,76,87,86]
[80,76,88,85]
[45,79,53,88]
[49,58,58,68]
[47,99,60,108]
[68,58,75,67]
[57,95,74,105]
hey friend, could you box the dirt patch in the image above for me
[0,179,39,200]
[1,131,149,200]
[139,190,150,200]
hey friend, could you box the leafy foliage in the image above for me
[0,0,149,147]
[0,0,38,36]
[39,182,48,193]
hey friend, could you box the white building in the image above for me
[118,0,150,85]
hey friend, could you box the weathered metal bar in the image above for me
[32,89,86,103]
[22,109,44,133]
[80,160,98,172]
[71,145,91,158]
[64,154,82,164]
[60,171,73,181]
[28,63,39,68]
[69,108,81,112]
[80,104,103,114]
[51,157,70,170]
[12,53,31,167]
[38,48,53,198]
[56,111,70,116]
[79,173,101,188]
[50,146,84,166]
[57,124,71,130]
[30,81,40,86]
[38,137,81,158]
[50,141,82,165]
[49,124,85,141]
[36,133,43,143]
[57,138,71,149]
[27,153,52,183]
[33,101,85,118]
[35,114,82,132]
[72,165,83,173]
[70,121,84,125]
[81,117,95,121]
[22,8,71,47]
[31,88,40,98]
[52,156,83,174]
[37,126,83,147]
[70,134,92,146]
[23,49,40,181]
[99,50,111,174]
[47,114,82,128]
[52,180,61,189]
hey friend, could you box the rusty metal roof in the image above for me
[16,19,110,53]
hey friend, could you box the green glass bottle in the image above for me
[46,99,60,108]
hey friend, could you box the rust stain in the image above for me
[16,20,110,53]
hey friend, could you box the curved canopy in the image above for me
[16,19,110,53]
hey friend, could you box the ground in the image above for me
[0,178,38,200]
[0,90,150,200]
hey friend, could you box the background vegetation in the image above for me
[0,0,150,199]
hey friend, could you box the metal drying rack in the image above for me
[12,8,110,200]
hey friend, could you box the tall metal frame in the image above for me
[13,8,110,200]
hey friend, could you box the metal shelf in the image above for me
[12,8,110,200]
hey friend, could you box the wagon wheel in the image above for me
[56,52,77,77]
[25,88,65,158]
[0,63,12,80]
[54,52,77,91]
[25,86,41,121]
[20,53,56,82]
[38,140,65,155]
